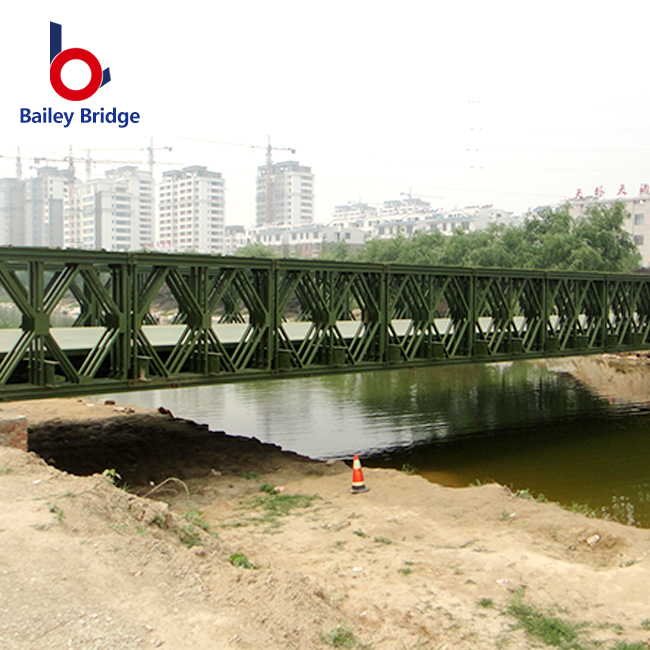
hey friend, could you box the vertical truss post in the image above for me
[600,277,608,348]
[129,262,142,380]
[269,262,278,370]
[542,274,550,351]
[27,261,47,386]
[108,261,130,380]
[379,267,388,361]
[469,270,477,356]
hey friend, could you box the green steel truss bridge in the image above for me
[0,247,648,401]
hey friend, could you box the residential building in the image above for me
[381,197,432,218]
[24,166,72,247]
[157,166,225,255]
[224,225,248,256]
[66,166,154,251]
[248,222,367,258]
[0,178,25,246]
[332,202,378,226]
[256,161,314,227]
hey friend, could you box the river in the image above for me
[102,360,650,528]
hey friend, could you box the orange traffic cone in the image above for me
[349,454,370,494]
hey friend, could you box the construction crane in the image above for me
[180,135,296,224]
[87,138,175,179]
[400,188,445,201]
[33,146,182,180]
[181,135,295,166]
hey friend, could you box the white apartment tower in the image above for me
[0,178,25,246]
[256,161,314,226]
[24,166,72,247]
[157,166,225,254]
[66,166,154,251]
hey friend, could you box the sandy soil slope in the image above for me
[1,393,650,649]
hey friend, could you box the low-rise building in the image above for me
[224,225,248,256]
[567,191,650,266]
[248,222,367,258]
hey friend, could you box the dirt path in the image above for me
[1,395,650,649]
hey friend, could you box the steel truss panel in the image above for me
[0,248,649,400]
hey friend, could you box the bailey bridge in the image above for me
[0,247,648,401]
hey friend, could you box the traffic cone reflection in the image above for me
[349,454,370,494]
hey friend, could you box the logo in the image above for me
[49,21,111,101]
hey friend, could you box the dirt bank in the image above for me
[543,351,650,406]
[1,397,650,649]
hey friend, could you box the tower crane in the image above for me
[33,147,182,180]
[181,135,295,166]
[87,138,175,179]
[400,188,445,201]
[180,135,296,223]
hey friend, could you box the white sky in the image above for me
[2,0,650,226]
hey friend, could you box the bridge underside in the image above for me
[0,248,648,401]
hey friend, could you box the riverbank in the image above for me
[543,351,650,406]
[2,396,650,649]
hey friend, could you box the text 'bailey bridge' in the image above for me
[0,247,649,401]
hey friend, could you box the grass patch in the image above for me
[184,509,220,539]
[514,488,549,502]
[230,553,257,569]
[373,536,392,545]
[562,501,599,518]
[251,491,319,517]
[47,503,64,524]
[469,478,495,487]
[401,463,417,475]
[241,471,260,480]
[101,468,123,488]
[320,625,357,648]
[478,598,493,608]
[641,619,650,631]
[0,468,13,475]
[507,599,584,649]
[353,529,369,538]
[398,567,413,576]
[611,643,647,650]
[178,524,202,548]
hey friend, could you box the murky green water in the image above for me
[104,361,650,527]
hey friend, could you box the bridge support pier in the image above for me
[0,411,28,452]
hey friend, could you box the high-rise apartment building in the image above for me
[24,166,72,247]
[0,178,25,246]
[255,161,314,226]
[66,166,154,251]
[157,166,225,254]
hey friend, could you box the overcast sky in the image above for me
[3,0,650,226]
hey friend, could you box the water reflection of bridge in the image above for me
[1,247,649,400]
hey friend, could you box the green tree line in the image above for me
[237,203,642,273]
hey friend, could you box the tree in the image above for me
[234,243,277,258]
[318,241,353,261]
[353,203,641,272]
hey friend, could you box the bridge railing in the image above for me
[0,247,648,399]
